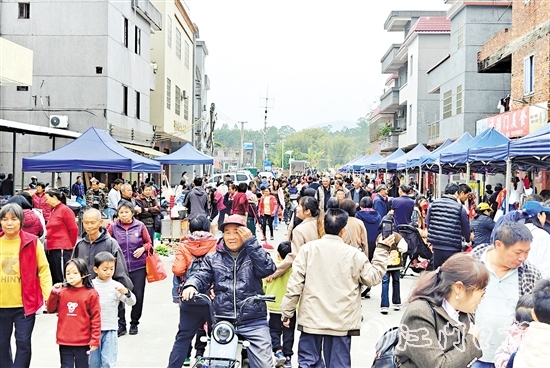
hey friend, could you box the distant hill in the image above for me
[303,120,357,132]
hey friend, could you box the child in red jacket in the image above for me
[47,258,101,368]
[259,187,277,241]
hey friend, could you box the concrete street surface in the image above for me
[29,224,418,367]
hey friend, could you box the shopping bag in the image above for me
[145,249,167,283]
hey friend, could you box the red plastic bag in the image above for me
[145,250,167,283]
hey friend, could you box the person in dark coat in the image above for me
[470,203,495,247]
[488,183,503,216]
[373,184,389,218]
[0,173,14,196]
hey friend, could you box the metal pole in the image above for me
[419,166,423,194]
[239,121,246,169]
[281,138,284,171]
[438,163,442,199]
[466,162,471,186]
[505,158,512,214]
[51,137,56,188]
[12,133,16,195]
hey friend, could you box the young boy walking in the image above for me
[90,252,136,368]
[265,241,296,367]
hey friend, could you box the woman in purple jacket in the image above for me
[107,201,152,337]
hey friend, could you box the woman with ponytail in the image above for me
[395,252,489,367]
[267,196,324,281]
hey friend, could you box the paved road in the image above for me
[29,224,418,367]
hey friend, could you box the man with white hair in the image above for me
[316,176,335,212]
[349,177,368,208]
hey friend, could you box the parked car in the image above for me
[206,171,255,188]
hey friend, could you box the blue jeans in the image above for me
[235,321,273,368]
[273,204,280,229]
[471,360,495,368]
[89,330,117,368]
[76,197,86,208]
[297,332,351,368]
[381,270,401,308]
[105,208,117,220]
[0,307,36,368]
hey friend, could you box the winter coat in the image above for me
[341,217,368,254]
[356,209,382,244]
[108,219,152,272]
[85,188,107,212]
[184,186,208,216]
[183,237,276,324]
[349,187,368,205]
[426,195,469,251]
[73,228,133,290]
[22,209,44,237]
[524,223,550,279]
[471,213,495,247]
[32,192,52,222]
[45,203,78,251]
[258,195,278,217]
[281,234,389,336]
[135,194,161,228]
[172,231,217,277]
[396,299,482,368]
[513,322,550,367]
[373,193,388,218]
[494,323,529,368]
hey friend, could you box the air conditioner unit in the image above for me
[49,115,69,129]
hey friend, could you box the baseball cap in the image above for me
[31,176,37,179]
[477,203,493,212]
[376,184,388,192]
[522,201,550,218]
[219,214,246,231]
[90,177,99,183]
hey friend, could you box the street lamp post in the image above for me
[285,150,293,176]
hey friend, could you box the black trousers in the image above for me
[46,249,72,284]
[119,268,146,327]
[59,345,89,368]
[269,313,296,357]
[433,249,460,269]
[186,327,207,358]
[261,215,274,238]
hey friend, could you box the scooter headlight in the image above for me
[213,321,234,344]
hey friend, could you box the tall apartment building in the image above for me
[150,0,197,180]
[426,0,512,145]
[0,0,162,178]
[378,11,450,151]
[477,0,549,138]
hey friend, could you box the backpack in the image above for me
[372,302,436,368]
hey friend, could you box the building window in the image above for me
[17,86,29,91]
[18,3,30,19]
[135,26,141,55]
[135,91,141,119]
[166,78,171,110]
[176,28,182,59]
[175,86,181,116]
[524,54,535,95]
[457,20,464,49]
[166,15,172,48]
[122,85,128,116]
[456,85,463,115]
[428,121,440,140]
[443,90,452,119]
[184,97,189,120]
[408,104,413,126]
[409,55,413,76]
[123,18,128,48]
[184,41,190,69]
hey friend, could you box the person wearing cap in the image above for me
[174,215,277,368]
[521,201,550,278]
[373,184,389,218]
[86,178,107,214]
[471,203,495,247]
[28,175,38,189]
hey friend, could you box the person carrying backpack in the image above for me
[171,214,217,366]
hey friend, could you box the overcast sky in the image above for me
[188,0,450,131]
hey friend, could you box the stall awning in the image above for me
[0,118,81,138]
[121,143,166,157]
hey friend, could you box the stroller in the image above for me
[397,224,433,277]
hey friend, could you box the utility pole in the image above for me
[260,91,274,171]
[239,121,247,169]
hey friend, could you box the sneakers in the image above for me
[183,357,191,366]
[129,324,138,335]
[393,304,402,311]
[380,307,389,315]
[270,236,275,240]
[117,326,127,337]
[274,351,286,367]
[284,357,292,368]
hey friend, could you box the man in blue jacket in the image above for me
[168,215,277,368]
[373,184,389,218]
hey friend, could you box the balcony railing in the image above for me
[380,87,400,112]
[379,134,399,152]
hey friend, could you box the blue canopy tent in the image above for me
[339,154,367,172]
[367,149,405,171]
[154,143,214,165]
[420,132,473,169]
[357,153,383,172]
[392,144,431,171]
[406,138,452,170]
[22,127,162,172]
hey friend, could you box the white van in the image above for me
[206,171,255,188]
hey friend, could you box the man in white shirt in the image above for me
[107,179,124,220]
